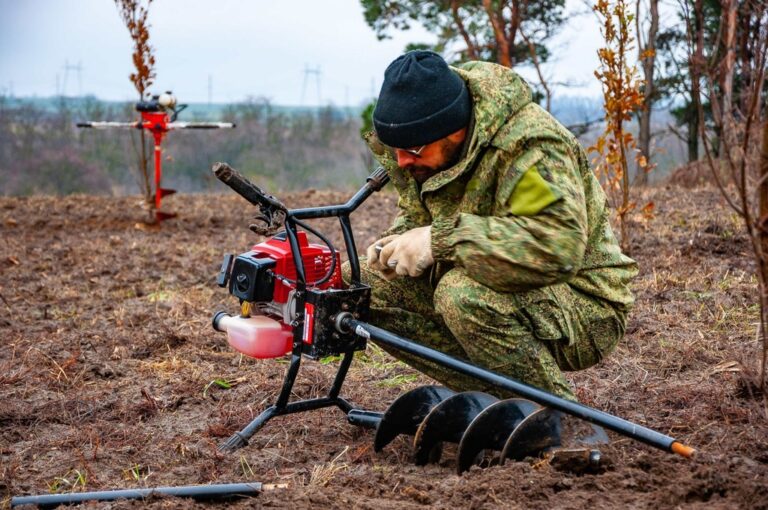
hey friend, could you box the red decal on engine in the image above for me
[302,303,315,345]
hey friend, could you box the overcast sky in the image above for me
[0,0,604,106]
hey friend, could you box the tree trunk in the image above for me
[717,0,738,159]
[520,29,552,111]
[483,0,512,67]
[508,0,523,66]
[451,0,479,60]
[760,120,768,272]
[688,0,706,163]
[761,120,768,389]
[687,98,700,162]
[635,0,659,185]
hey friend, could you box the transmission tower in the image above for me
[301,65,322,106]
[62,60,83,97]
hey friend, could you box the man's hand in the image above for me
[379,226,434,277]
[366,234,400,280]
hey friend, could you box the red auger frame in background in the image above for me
[210,162,696,473]
[77,92,236,221]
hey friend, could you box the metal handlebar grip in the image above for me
[169,122,236,129]
[211,162,287,212]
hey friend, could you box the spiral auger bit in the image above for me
[374,386,608,474]
[211,165,696,475]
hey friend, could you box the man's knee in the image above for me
[346,258,439,316]
[433,269,506,333]
[433,269,467,320]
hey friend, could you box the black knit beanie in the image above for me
[373,50,471,148]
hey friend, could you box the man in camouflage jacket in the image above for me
[360,50,637,400]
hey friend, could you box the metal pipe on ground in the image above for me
[11,482,278,508]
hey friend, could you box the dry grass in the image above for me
[307,447,351,487]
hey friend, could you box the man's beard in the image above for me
[407,137,466,184]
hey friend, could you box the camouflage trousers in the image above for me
[345,260,628,401]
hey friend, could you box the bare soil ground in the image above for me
[1,184,767,509]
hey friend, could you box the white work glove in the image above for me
[379,226,434,277]
[366,234,400,281]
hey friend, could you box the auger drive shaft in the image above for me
[211,163,696,473]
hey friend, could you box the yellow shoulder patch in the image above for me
[508,166,559,216]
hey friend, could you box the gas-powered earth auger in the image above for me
[77,92,235,221]
[211,162,696,473]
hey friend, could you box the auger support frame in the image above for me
[215,165,390,453]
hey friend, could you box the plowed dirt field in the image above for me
[1,185,767,509]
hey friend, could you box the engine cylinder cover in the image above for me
[249,231,343,304]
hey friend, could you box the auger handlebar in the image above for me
[76,121,235,129]
[212,162,288,213]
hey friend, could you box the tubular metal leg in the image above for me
[219,350,379,452]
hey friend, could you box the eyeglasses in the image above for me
[390,144,428,157]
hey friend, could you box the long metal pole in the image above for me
[12,482,264,508]
[343,317,695,459]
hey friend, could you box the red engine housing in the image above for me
[250,231,343,303]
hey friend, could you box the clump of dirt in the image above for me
[1,185,767,509]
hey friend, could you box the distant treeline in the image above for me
[0,94,687,196]
[0,95,373,196]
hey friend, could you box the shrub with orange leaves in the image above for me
[589,0,646,252]
[115,0,156,220]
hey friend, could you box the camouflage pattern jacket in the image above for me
[366,61,637,309]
